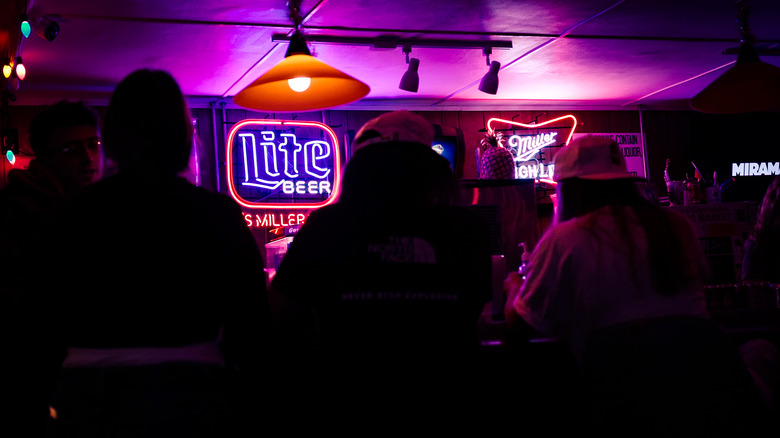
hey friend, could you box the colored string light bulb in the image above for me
[20,14,31,38]
[15,57,25,80]
[2,58,11,79]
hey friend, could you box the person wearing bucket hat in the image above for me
[552,134,644,182]
[504,135,709,348]
[504,135,711,348]
[269,111,491,433]
[504,135,778,434]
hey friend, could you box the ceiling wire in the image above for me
[220,0,330,99]
[220,0,328,99]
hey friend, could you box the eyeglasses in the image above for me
[52,137,102,157]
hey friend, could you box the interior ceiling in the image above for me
[2,0,780,111]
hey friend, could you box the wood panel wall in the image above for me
[4,105,777,205]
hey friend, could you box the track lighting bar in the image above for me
[271,34,512,51]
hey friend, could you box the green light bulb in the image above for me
[20,15,31,38]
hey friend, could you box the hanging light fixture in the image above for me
[233,0,369,112]
[690,0,780,113]
[478,48,500,95]
[399,46,419,92]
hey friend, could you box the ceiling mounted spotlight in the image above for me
[271,33,512,97]
[399,46,419,93]
[35,16,60,42]
[233,0,369,112]
[478,49,500,95]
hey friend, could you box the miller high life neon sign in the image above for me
[486,115,578,184]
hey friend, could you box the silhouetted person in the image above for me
[504,135,710,358]
[0,100,102,267]
[743,175,780,284]
[0,100,102,435]
[504,135,772,437]
[270,111,492,434]
[32,69,270,437]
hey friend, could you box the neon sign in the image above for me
[508,132,558,162]
[226,120,341,210]
[486,115,578,184]
[732,162,780,177]
[244,212,307,228]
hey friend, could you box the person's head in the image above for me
[341,111,457,208]
[103,69,192,178]
[552,135,644,222]
[554,135,706,293]
[29,100,103,192]
[352,110,434,152]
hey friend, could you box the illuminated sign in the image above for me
[516,162,554,180]
[572,133,646,179]
[244,212,307,228]
[226,120,341,210]
[508,132,558,162]
[732,162,780,176]
[486,115,578,183]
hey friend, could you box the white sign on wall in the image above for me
[572,133,646,179]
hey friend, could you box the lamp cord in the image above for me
[288,0,303,31]
[736,0,754,46]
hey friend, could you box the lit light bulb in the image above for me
[15,57,25,80]
[6,150,16,166]
[288,77,311,92]
[20,15,31,38]
[2,62,11,79]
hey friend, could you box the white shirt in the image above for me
[513,206,709,362]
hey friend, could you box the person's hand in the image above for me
[503,271,524,304]
[503,271,533,339]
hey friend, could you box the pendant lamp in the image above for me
[233,26,369,112]
[690,0,780,113]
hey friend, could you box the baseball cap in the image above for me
[553,135,643,182]
[352,110,434,151]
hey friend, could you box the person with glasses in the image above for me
[0,100,103,434]
[0,100,103,258]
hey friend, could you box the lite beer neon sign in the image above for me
[226,120,341,210]
[486,115,578,183]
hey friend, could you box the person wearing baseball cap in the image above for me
[270,111,491,432]
[351,109,435,152]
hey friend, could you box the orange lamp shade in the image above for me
[233,54,370,112]
[691,45,780,114]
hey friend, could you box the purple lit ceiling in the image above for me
[2,0,780,111]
